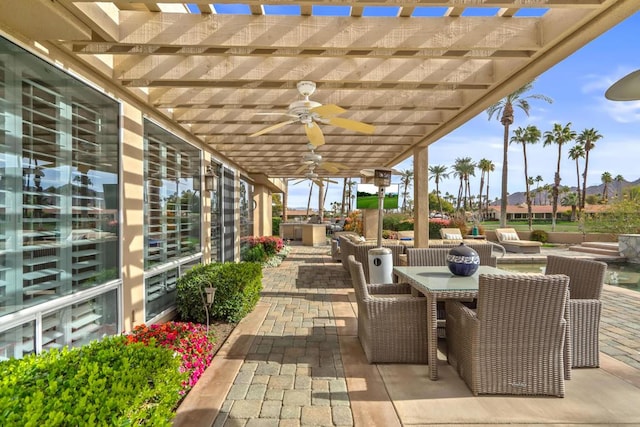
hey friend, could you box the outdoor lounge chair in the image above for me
[446,273,570,397]
[347,255,428,364]
[495,228,542,254]
[439,227,464,241]
[545,255,607,368]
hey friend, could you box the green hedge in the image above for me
[0,337,184,426]
[176,262,263,324]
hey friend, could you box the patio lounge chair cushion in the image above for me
[444,233,463,240]
[446,273,570,397]
[545,255,607,368]
[495,228,542,253]
[347,255,428,364]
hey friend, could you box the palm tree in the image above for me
[533,175,544,205]
[452,157,475,211]
[568,144,585,211]
[614,174,625,199]
[601,171,613,203]
[561,192,579,222]
[576,128,603,211]
[399,169,414,213]
[484,160,495,215]
[477,158,493,216]
[543,122,576,231]
[511,125,541,230]
[428,164,450,214]
[486,80,553,227]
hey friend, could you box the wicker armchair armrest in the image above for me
[569,299,602,367]
[367,282,412,295]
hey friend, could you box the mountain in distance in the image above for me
[490,177,640,206]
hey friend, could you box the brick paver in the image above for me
[213,243,640,426]
[214,245,353,426]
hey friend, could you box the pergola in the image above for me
[2,0,638,243]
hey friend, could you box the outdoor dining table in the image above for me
[393,265,509,380]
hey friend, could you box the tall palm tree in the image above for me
[428,164,449,214]
[614,174,625,199]
[486,80,553,227]
[601,171,613,203]
[399,169,414,213]
[534,175,544,205]
[543,122,576,231]
[484,160,495,214]
[452,157,475,211]
[511,125,541,230]
[341,178,348,216]
[568,144,585,211]
[477,158,493,216]
[576,128,603,212]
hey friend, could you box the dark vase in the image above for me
[447,243,480,276]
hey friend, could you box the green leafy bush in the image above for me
[272,217,281,236]
[176,262,263,324]
[241,244,267,262]
[210,262,263,323]
[175,263,219,323]
[530,229,548,243]
[0,337,185,426]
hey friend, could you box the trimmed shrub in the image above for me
[272,217,281,236]
[0,337,185,426]
[242,244,267,262]
[176,263,219,324]
[176,262,263,324]
[211,262,263,323]
[530,229,549,243]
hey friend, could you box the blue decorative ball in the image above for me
[447,243,480,276]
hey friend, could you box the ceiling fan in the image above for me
[250,81,376,147]
[292,166,339,187]
[284,147,349,174]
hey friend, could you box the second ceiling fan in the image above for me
[250,81,375,147]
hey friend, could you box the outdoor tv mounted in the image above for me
[355,183,399,210]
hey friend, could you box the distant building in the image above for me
[487,204,609,221]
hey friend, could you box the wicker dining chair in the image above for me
[406,247,450,267]
[545,255,608,368]
[446,273,570,397]
[347,255,428,364]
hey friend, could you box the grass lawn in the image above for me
[480,221,583,233]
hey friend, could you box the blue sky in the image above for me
[287,10,640,211]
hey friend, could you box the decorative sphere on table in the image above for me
[447,243,480,276]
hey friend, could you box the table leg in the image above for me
[426,294,439,380]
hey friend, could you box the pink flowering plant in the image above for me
[126,321,215,392]
[243,236,284,256]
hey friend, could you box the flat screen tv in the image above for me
[355,183,399,209]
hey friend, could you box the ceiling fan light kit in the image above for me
[605,69,640,101]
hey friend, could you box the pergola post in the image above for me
[413,147,429,248]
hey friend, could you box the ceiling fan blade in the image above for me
[295,164,309,174]
[320,164,339,173]
[292,179,306,185]
[250,119,296,137]
[311,104,345,118]
[328,117,375,134]
[321,161,348,170]
[305,123,325,147]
